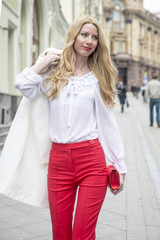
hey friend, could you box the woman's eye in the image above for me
[81,33,88,37]
[93,36,98,40]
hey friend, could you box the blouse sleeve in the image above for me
[15,67,50,99]
[94,83,127,174]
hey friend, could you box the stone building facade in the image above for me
[0,0,68,124]
[59,0,103,24]
[103,0,160,90]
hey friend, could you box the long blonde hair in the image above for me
[46,15,118,107]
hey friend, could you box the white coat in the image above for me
[0,95,51,208]
[0,48,61,208]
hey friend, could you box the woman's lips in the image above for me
[83,46,92,51]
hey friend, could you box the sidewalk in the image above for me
[0,93,160,240]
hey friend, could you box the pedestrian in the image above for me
[141,83,147,103]
[0,16,127,240]
[117,81,126,112]
[145,74,160,128]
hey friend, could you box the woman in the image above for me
[117,81,126,113]
[2,16,126,239]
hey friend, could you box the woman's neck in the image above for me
[75,55,89,71]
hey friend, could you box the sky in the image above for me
[143,0,160,13]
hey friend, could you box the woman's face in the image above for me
[74,23,98,58]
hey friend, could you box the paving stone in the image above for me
[19,221,52,235]
[0,213,45,227]
[27,235,52,240]
[0,220,14,230]
[147,226,160,240]
[96,222,125,239]
[0,227,36,240]
[96,232,126,240]
[0,205,25,218]
[0,196,20,206]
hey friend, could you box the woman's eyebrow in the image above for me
[81,31,98,36]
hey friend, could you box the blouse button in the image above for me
[90,140,94,144]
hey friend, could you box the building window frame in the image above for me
[111,3,125,32]
[117,41,123,52]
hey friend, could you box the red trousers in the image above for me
[47,138,108,240]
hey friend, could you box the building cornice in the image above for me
[124,9,160,28]
[112,54,160,70]
[104,5,160,28]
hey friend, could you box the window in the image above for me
[117,41,123,52]
[113,5,121,21]
[111,2,125,32]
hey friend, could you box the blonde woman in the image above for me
[13,16,126,239]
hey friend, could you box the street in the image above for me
[0,93,160,240]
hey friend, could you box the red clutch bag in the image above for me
[107,165,120,190]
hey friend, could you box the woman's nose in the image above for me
[86,36,92,45]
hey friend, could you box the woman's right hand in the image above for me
[30,51,61,75]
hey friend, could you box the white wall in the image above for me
[0,0,68,97]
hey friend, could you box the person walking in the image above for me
[0,16,127,240]
[145,74,160,128]
[117,81,126,113]
[141,83,147,103]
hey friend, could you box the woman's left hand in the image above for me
[110,173,125,195]
[30,51,61,74]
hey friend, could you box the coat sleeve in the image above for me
[94,83,127,173]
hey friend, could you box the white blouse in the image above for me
[15,67,127,173]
